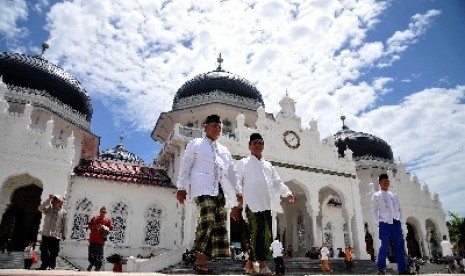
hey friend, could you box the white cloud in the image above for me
[37,0,464,215]
[380,9,441,67]
[0,0,28,39]
[33,0,50,13]
[356,86,465,215]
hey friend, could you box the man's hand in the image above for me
[288,194,296,204]
[177,190,187,204]
[231,206,242,221]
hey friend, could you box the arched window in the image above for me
[70,197,93,240]
[108,202,128,244]
[144,203,163,246]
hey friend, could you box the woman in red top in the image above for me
[87,206,112,271]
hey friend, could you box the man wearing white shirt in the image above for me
[233,133,295,275]
[270,236,285,276]
[440,235,455,272]
[371,174,412,275]
[176,114,243,274]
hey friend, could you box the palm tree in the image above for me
[446,212,465,255]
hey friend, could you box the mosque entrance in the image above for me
[406,222,422,258]
[0,184,42,251]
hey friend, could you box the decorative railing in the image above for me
[5,84,90,130]
[173,90,261,111]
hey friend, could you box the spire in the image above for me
[117,131,125,148]
[216,53,224,71]
[340,115,348,129]
[37,42,49,59]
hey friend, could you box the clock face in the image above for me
[283,130,300,149]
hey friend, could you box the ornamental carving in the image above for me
[144,203,163,246]
[70,197,93,240]
[108,202,128,244]
[323,223,333,248]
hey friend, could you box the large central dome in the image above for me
[0,51,92,121]
[172,58,264,111]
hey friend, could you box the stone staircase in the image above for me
[1,250,450,274]
[161,257,384,275]
[0,250,80,271]
[160,257,449,275]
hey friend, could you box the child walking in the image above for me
[23,242,35,269]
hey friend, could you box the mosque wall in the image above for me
[60,175,181,269]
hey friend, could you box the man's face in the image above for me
[379,178,390,191]
[204,122,221,140]
[99,209,107,217]
[249,139,264,156]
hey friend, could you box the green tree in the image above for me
[446,212,465,254]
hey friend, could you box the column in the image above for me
[347,213,353,247]
[312,210,319,246]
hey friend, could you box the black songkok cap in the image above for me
[378,173,389,182]
[205,114,221,124]
[249,133,263,144]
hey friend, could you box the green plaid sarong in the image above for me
[246,207,272,262]
[192,193,230,259]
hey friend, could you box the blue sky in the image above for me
[1,0,464,216]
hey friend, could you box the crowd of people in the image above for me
[17,114,462,275]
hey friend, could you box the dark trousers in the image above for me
[40,236,60,269]
[274,256,285,274]
[24,259,33,269]
[88,243,104,269]
[377,220,407,272]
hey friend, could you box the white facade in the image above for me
[0,63,448,272]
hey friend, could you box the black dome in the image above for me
[0,52,92,121]
[99,144,144,165]
[172,69,264,109]
[334,125,394,162]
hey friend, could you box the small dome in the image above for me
[172,69,264,110]
[99,144,144,165]
[334,125,394,162]
[0,52,92,121]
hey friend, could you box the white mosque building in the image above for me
[0,50,447,271]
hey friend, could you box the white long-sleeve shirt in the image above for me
[371,189,402,224]
[270,239,284,258]
[176,137,240,205]
[236,155,291,213]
